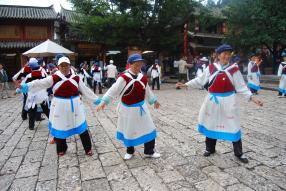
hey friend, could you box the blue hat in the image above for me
[94,62,99,66]
[232,55,240,63]
[155,59,159,64]
[281,51,286,57]
[127,53,145,64]
[54,54,65,62]
[48,63,56,69]
[215,44,233,54]
[29,58,40,70]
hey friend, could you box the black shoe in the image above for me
[35,117,45,121]
[236,154,249,163]
[22,117,27,120]
[29,126,34,130]
[203,151,215,157]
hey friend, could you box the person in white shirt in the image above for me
[151,59,161,90]
[277,51,286,97]
[177,56,193,86]
[105,60,118,87]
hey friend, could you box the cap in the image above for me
[200,57,208,62]
[57,56,71,66]
[47,63,56,69]
[28,58,39,70]
[215,44,233,54]
[54,54,65,62]
[127,53,145,64]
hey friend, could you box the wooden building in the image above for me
[189,7,227,56]
[58,6,105,68]
[0,5,57,79]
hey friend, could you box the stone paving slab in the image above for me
[0,85,285,191]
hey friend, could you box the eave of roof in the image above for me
[0,5,57,20]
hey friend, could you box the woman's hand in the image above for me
[96,102,105,112]
[14,80,21,89]
[176,82,187,89]
[154,101,160,109]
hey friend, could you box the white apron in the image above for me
[278,64,286,94]
[278,75,286,94]
[247,62,261,91]
[48,72,87,139]
[116,73,157,147]
[25,89,49,110]
[198,64,241,142]
[93,72,102,82]
[24,72,49,110]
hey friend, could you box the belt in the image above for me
[122,100,146,116]
[209,91,235,104]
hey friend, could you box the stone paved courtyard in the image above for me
[0,84,285,191]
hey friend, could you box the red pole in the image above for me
[184,23,189,57]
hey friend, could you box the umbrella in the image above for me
[23,39,76,57]
[106,50,121,56]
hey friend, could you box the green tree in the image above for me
[68,0,199,54]
[224,0,286,57]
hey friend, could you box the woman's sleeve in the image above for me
[233,70,252,101]
[101,77,126,105]
[277,64,282,77]
[185,67,210,89]
[79,78,98,101]
[26,76,54,93]
[145,84,157,105]
[247,62,252,76]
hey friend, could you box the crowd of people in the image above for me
[175,48,286,98]
[0,43,285,164]
[8,53,161,160]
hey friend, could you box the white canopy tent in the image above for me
[22,39,76,57]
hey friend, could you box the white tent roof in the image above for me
[23,39,75,57]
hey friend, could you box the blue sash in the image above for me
[209,91,235,104]
[122,100,146,116]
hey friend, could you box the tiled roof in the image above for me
[0,41,42,49]
[60,6,81,23]
[0,5,57,20]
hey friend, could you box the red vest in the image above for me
[93,66,100,73]
[208,63,238,93]
[152,64,158,71]
[52,74,80,97]
[120,73,148,105]
[31,70,45,78]
[23,66,32,74]
[251,63,259,72]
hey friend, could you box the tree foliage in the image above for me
[223,0,286,53]
[68,0,199,54]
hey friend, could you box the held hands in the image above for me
[251,97,263,107]
[14,82,29,94]
[14,80,21,89]
[96,102,105,112]
[176,82,187,89]
[154,101,160,109]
